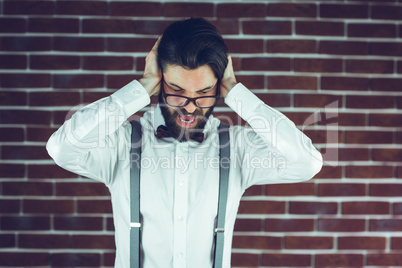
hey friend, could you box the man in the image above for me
[47,18,322,268]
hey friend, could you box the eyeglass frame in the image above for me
[161,82,221,108]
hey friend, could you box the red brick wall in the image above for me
[1,0,401,267]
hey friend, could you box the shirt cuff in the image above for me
[224,83,264,121]
[111,80,151,118]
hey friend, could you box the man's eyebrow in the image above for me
[168,82,215,92]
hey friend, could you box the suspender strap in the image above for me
[214,122,230,268]
[129,119,142,268]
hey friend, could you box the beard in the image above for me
[158,92,215,142]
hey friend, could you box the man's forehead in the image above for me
[163,64,217,91]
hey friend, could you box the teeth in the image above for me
[179,115,196,124]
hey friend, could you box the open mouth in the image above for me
[176,114,197,127]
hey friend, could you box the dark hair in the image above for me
[158,18,228,80]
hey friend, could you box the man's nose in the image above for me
[184,100,197,114]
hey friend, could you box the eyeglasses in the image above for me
[162,84,220,108]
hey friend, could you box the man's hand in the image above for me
[139,36,162,97]
[220,55,237,98]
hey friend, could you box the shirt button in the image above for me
[178,180,184,186]
[177,216,184,222]
[134,89,141,95]
[180,146,187,152]
[177,252,183,258]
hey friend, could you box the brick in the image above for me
[54,216,103,231]
[266,183,315,196]
[106,217,115,231]
[269,3,316,18]
[30,92,80,107]
[243,185,264,196]
[211,19,239,35]
[0,54,27,69]
[371,42,402,56]
[0,199,20,213]
[30,55,80,70]
[321,76,370,91]
[294,94,342,108]
[0,73,51,88]
[255,93,291,108]
[110,2,162,17]
[0,18,25,33]
[54,37,105,52]
[0,91,26,106]
[373,149,402,162]
[296,21,344,36]
[0,110,51,125]
[372,5,402,20]
[243,57,291,71]
[262,254,311,266]
[133,20,173,35]
[346,60,394,74]
[4,0,54,15]
[107,74,140,89]
[289,201,338,215]
[370,184,402,197]
[164,3,213,17]
[373,78,402,91]
[53,74,104,89]
[235,75,265,89]
[339,148,370,161]
[295,58,342,73]
[27,127,57,142]
[369,113,402,127]
[232,235,281,249]
[55,182,108,197]
[19,234,69,249]
[243,20,292,35]
[23,199,74,214]
[217,3,266,18]
[391,237,402,249]
[107,37,156,52]
[0,36,52,51]
[346,95,394,109]
[231,253,259,267]
[0,163,25,178]
[320,40,369,55]
[104,252,115,267]
[0,253,49,266]
[51,253,101,267]
[348,23,396,38]
[342,202,390,215]
[29,18,79,33]
[83,56,134,71]
[368,253,402,266]
[56,1,107,15]
[225,39,264,54]
[318,183,366,197]
[83,19,134,34]
[337,113,366,126]
[320,4,368,18]
[234,219,263,232]
[77,200,112,214]
[339,236,386,250]
[1,216,50,230]
[2,145,49,160]
[318,218,365,232]
[267,39,316,54]
[0,234,15,247]
[72,235,115,249]
[238,200,285,214]
[286,236,333,249]
[2,181,52,196]
[316,254,364,267]
[265,218,314,232]
[370,219,402,232]
[27,164,77,179]
[82,92,111,104]
[268,76,317,90]
[345,131,394,144]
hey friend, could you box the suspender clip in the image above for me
[130,222,141,229]
[214,228,224,233]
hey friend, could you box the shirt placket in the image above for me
[173,143,189,268]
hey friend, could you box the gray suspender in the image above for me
[129,119,230,268]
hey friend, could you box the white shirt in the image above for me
[46,80,322,268]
